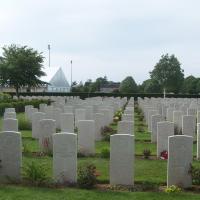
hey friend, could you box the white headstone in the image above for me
[122,114,133,122]
[2,118,18,132]
[60,113,74,133]
[197,123,200,160]
[151,115,164,143]
[32,112,46,139]
[157,121,174,157]
[39,119,56,153]
[75,109,86,127]
[110,134,134,185]
[182,115,196,138]
[94,113,104,141]
[77,120,95,155]
[117,120,134,135]
[4,112,16,119]
[167,135,193,188]
[0,131,22,183]
[173,111,183,133]
[53,133,77,184]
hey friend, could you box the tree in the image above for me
[0,44,46,96]
[141,79,162,93]
[181,75,198,94]
[119,76,138,93]
[150,54,184,93]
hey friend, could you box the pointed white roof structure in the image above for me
[49,67,70,87]
[48,67,70,92]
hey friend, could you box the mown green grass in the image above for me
[0,185,200,200]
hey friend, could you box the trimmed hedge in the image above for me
[6,92,200,100]
[0,99,50,116]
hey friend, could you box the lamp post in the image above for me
[48,44,51,67]
[70,60,73,92]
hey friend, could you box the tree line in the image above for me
[72,54,200,94]
[0,44,199,95]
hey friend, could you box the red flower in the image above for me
[160,150,168,160]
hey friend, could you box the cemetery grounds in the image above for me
[1,102,200,200]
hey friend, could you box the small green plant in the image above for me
[188,164,200,185]
[78,163,99,189]
[23,142,31,154]
[100,148,110,158]
[23,161,50,186]
[143,149,151,159]
[164,185,181,193]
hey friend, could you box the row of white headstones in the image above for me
[0,96,137,186]
[138,97,200,188]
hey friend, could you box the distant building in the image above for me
[100,82,120,93]
[47,67,70,92]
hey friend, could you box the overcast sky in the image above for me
[0,0,200,84]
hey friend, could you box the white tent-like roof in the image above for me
[47,67,70,92]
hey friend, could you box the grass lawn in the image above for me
[0,185,200,200]
[0,105,200,199]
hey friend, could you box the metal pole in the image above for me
[70,60,72,91]
[48,44,50,67]
[164,88,166,99]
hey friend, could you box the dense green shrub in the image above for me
[78,163,99,189]
[0,92,12,101]
[23,161,50,186]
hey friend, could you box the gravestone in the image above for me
[64,106,74,114]
[39,103,47,112]
[4,112,16,119]
[166,108,174,122]
[167,135,193,188]
[117,120,134,135]
[2,118,18,132]
[75,109,86,127]
[39,119,56,153]
[5,108,15,113]
[0,131,22,183]
[94,113,104,141]
[157,121,174,157]
[110,134,134,185]
[151,115,164,143]
[148,110,158,131]
[53,133,77,184]
[122,114,133,122]
[182,115,196,138]
[60,113,74,133]
[32,112,46,139]
[77,120,95,155]
[98,109,110,126]
[173,111,183,134]
[54,108,62,129]
[197,123,200,160]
